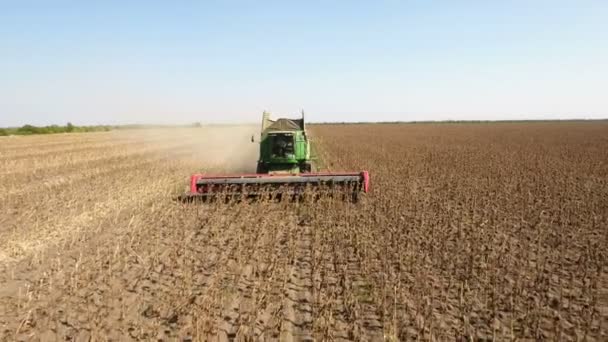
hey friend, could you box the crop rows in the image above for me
[0,123,606,340]
[312,122,608,340]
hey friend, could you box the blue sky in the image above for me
[1,0,607,126]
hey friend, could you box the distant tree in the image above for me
[193,122,202,127]
[18,124,39,134]
[0,128,8,136]
[47,125,60,133]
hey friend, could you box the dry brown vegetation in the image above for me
[0,123,607,341]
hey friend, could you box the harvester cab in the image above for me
[182,111,369,201]
[256,111,311,174]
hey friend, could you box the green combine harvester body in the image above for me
[256,111,312,174]
[183,111,369,202]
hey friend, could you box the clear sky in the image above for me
[1,0,607,126]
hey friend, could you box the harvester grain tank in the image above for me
[183,111,369,201]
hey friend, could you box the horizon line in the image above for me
[2,117,608,129]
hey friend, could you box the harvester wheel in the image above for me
[256,162,267,174]
[300,162,312,173]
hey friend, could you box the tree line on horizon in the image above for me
[2,119,606,137]
[0,123,112,136]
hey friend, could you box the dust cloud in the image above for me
[113,125,260,174]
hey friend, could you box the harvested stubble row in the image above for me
[0,123,607,341]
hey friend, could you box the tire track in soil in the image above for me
[126,207,243,341]
[212,206,294,341]
[307,199,385,341]
[205,218,258,342]
[200,206,320,342]
[281,213,314,341]
[599,269,608,337]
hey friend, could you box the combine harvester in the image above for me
[182,111,369,202]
